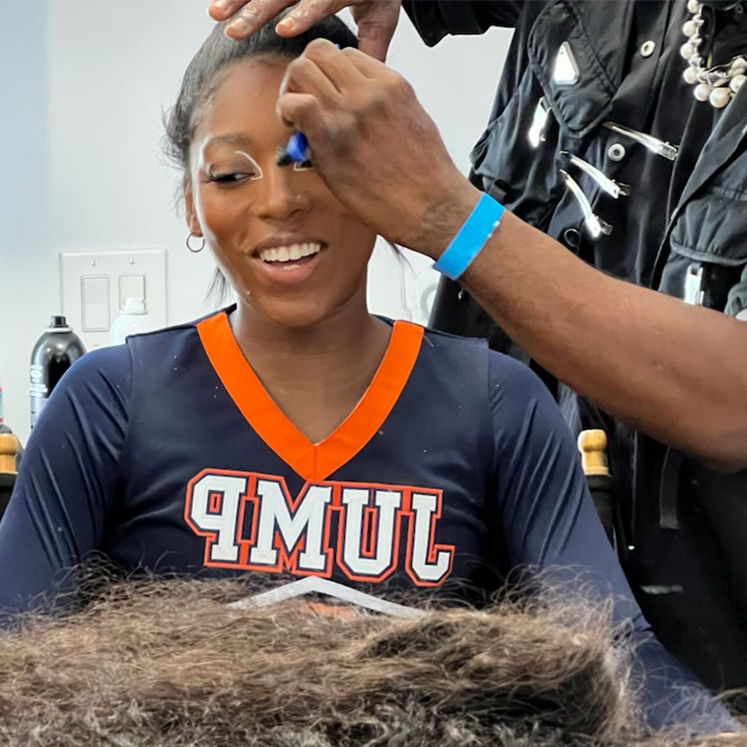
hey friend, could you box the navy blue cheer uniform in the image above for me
[0,308,734,730]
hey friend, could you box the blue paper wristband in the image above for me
[433,193,505,281]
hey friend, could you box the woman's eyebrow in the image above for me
[204,133,255,150]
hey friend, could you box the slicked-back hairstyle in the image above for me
[164,14,357,174]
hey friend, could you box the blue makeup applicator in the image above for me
[276,131,309,166]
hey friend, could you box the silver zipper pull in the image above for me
[562,152,631,199]
[604,122,679,161]
[560,169,613,238]
[528,97,551,148]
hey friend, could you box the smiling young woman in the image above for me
[171,18,389,444]
[0,14,736,733]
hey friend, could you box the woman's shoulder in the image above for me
[60,309,229,396]
[417,324,490,362]
[411,324,556,428]
[117,308,234,380]
[417,324,540,385]
[60,344,133,388]
[124,308,227,351]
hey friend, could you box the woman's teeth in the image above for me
[259,242,322,264]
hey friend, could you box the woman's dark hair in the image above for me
[164,14,358,174]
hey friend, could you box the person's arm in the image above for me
[206,0,520,57]
[460,211,747,473]
[0,347,131,619]
[489,354,738,733]
[273,40,747,472]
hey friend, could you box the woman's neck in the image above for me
[229,295,393,444]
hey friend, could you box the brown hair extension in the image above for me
[0,577,737,747]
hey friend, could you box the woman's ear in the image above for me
[184,176,203,237]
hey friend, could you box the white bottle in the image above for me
[110,298,156,345]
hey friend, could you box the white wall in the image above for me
[0,1,50,447]
[0,0,511,445]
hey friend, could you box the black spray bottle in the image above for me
[30,316,86,428]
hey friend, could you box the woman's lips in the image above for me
[257,241,323,263]
[251,241,327,286]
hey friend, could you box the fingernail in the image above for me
[228,17,250,35]
[212,0,228,10]
[278,15,296,30]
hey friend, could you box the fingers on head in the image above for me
[222,0,290,38]
[209,0,249,21]
[275,0,349,36]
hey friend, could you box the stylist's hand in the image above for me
[277,39,480,257]
[209,0,401,62]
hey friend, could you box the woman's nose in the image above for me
[254,166,310,222]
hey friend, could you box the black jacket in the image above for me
[404,0,747,692]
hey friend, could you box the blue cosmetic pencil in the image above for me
[276,131,309,166]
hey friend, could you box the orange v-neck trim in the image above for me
[196,311,424,483]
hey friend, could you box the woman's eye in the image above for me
[293,159,314,172]
[207,172,255,184]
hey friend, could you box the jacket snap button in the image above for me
[563,228,582,249]
[608,143,626,162]
[640,40,656,57]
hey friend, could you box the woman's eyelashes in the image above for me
[205,169,260,184]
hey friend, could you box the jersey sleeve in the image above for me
[0,346,132,617]
[488,353,738,732]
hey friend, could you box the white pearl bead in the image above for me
[688,0,701,12]
[734,57,747,72]
[683,66,699,85]
[709,87,731,108]
[731,74,746,93]
[683,20,698,36]
[694,82,713,101]
[681,42,696,60]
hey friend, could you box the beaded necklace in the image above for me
[680,0,747,108]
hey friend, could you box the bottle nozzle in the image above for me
[578,429,610,476]
[0,433,19,475]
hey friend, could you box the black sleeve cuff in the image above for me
[402,0,485,46]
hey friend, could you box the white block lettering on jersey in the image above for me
[189,474,247,563]
[249,480,332,571]
[341,488,402,578]
[408,491,453,584]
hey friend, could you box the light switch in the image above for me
[82,275,111,331]
[61,248,167,351]
[119,274,146,311]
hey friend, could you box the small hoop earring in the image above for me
[187,233,206,254]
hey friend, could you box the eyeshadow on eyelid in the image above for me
[236,150,264,180]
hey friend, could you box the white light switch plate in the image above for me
[60,249,167,351]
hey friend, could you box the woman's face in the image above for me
[186,57,377,329]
